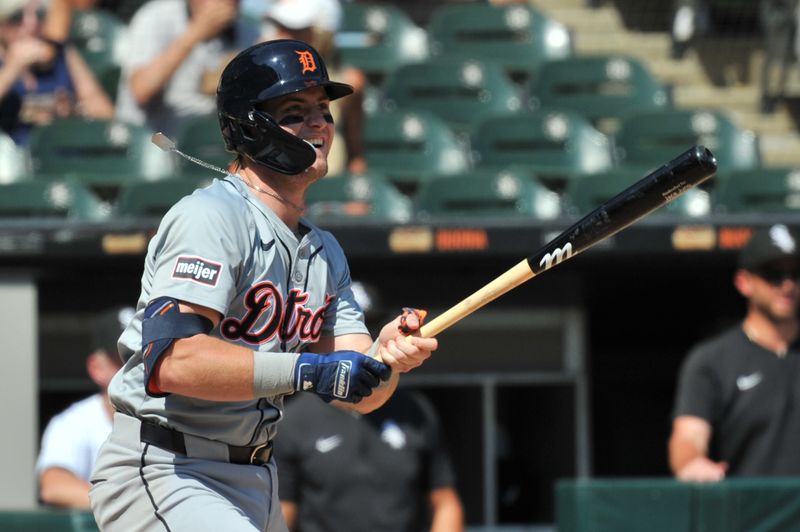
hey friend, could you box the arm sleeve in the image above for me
[672,345,720,423]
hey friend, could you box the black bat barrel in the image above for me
[527,145,717,275]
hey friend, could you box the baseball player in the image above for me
[89,39,438,532]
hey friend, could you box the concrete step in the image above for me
[543,6,623,33]
[673,85,760,110]
[733,109,796,136]
[574,32,672,62]
[649,56,710,87]
[532,0,588,10]
[760,133,800,167]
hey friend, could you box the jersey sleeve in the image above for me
[318,230,369,337]
[672,343,722,423]
[148,192,250,316]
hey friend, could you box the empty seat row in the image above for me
[1,166,796,222]
[0,104,761,197]
[337,2,572,79]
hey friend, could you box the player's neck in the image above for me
[239,167,307,228]
[742,313,798,356]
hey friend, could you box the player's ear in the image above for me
[733,269,754,298]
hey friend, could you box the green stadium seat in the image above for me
[28,118,176,187]
[305,172,412,223]
[0,180,107,220]
[0,131,31,184]
[381,57,524,135]
[470,108,614,190]
[363,110,471,191]
[116,177,212,218]
[531,55,672,133]
[426,3,572,75]
[713,167,800,213]
[174,114,233,177]
[414,167,562,220]
[70,9,128,101]
[614,109,761,174]
[336,3,429,78]
[565,168,711,218]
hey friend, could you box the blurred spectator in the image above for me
[40,0,96,44]
[759,0,798,113]
[669,224,800,482]
[260,0,367,175]
[36,306,133,509]
[0,0,114,145]
[670,0,709,59]
[114,0,259,137]
[275,389,465,532]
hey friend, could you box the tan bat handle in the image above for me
[417,259,535,338]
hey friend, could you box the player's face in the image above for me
[264,86,335,177]
[746,259,800,321]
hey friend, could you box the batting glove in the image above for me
[294,352,391,403]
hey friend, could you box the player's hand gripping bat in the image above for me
[415,145,718,338]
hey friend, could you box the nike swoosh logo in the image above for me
[736,372,763,391]
[261,240,275,251]
[315,435,342,453]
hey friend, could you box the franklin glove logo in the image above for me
[333,361,352,399]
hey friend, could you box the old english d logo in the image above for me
[296,50,317,74]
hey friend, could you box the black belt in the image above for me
[140,419,273,466]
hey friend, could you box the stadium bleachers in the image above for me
[470,108,615,191]
[381,56,525,136]
[426,2,573,78]
[414,166,562,220]
[2,1,784,223]
[362,109,472,192]
[305,172,414,224]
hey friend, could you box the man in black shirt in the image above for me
[274,389,464,532]
[670,224,800,481]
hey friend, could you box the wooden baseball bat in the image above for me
[417,145,718,338]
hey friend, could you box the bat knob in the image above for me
[693,145,718,173]
[151,132,176,152]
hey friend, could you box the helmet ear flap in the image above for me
[239,111,317,175]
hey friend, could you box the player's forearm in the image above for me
[128,29,202,105]
[155,335,298,401]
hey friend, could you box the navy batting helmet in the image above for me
[217,39,353,174]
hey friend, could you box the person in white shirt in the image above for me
[36,306,133,509]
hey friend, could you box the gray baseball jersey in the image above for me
[108,175,368,445]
